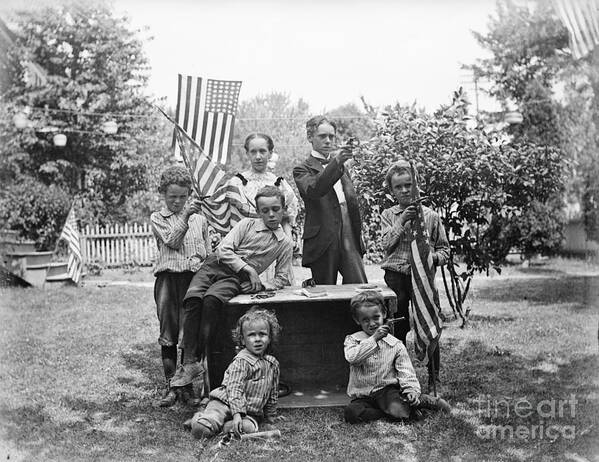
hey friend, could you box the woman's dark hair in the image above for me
[243,133,274,152]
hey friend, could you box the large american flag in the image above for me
[173,74,242,165]
[554,0,599,59]
[59,205,82,284]
[407,162,442,364]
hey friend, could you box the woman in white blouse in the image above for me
[227,133,299,284]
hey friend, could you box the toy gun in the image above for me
[338,137,361,151]
[386,317,406,326]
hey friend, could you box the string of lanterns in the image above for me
[12,110,120,147]
[11,103,526,148]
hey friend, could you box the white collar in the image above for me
[310,149,329,161]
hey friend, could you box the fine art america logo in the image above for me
[475,394,578,441]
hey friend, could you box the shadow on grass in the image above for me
[405,339,598,461]
[513,266,566,276]
[475,275,599,307]
[1,344,597,461]
[0,394,198,461]
[119,342,163,391]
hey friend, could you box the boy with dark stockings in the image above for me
[380,160,449,392]
[150,166,211,407]
[170,186,293,392]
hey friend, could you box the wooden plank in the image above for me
[228,284,396,306]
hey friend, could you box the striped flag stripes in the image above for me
[174,126,226,198]
[198,183,244,236]
[173,74,242,165]
[173,126,243,235]
[407,162,442,363]
[554,0,599,59]
[59,205,83,284]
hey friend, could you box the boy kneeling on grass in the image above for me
[344,291,451,423]
[188,307,281,438]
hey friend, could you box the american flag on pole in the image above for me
[59,205,82,284]
[172,124,243,235]
[553,0,599,59]
[174,126,227,198]
[198,183,244,236]
[156,103,243,237]
[173,74,242,165]
[407,162,442,364]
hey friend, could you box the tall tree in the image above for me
[1,1,171,234]
[470,0,599,245]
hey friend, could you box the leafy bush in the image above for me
[0,176,71,250]
[353,89,568,323]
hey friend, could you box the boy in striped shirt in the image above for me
[189,307,281,438]
[151,166,211,407]
[344,291,450,423]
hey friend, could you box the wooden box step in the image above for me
[47,262,69,277]
[46,274,72,283]
[5,251,54,266]
[22,266,49,288]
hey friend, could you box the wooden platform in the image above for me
[209,284,397,408]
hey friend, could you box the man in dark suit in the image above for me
[293,116,367,285]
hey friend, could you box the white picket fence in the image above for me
[81,223,156,267]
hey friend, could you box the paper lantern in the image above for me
[53,133,67,147]
[13,112,29,129]
[505,111,523,124]
[101,120,118,134]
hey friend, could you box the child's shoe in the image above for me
[418,394,452,414]
[158,381,177,407]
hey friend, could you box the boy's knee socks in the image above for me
[161,345,177,379]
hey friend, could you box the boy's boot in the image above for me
[418,393,452,414]
[159,378,177,407]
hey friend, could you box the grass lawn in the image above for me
[0,259,598,461]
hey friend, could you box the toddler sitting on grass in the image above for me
[344,290,451,423]
[188,307,281,438]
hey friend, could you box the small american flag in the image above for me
[158,107,243,236]
[199,183,243,236]
[554,0,599,59]
[173,74,242,165]
[407,162,442,363]
[174,126,227,198]
[59,205,82,284]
